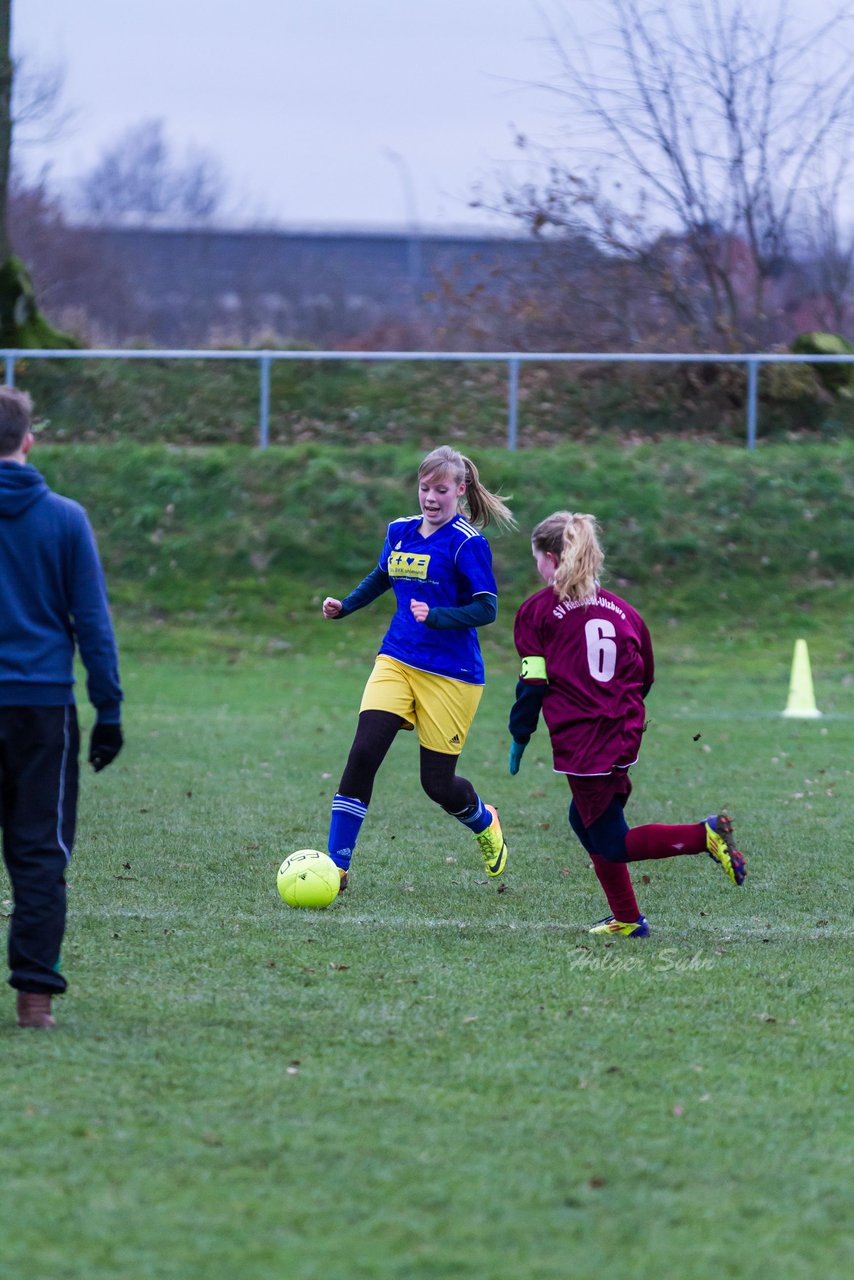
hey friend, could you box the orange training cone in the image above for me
[782,639,821,718]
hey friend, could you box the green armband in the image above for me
[520,655,547,681]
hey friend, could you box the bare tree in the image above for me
[793,176,854,333]
[0,0,75,345]
[79,119,226,223]
[12,53,72,147]
[0,0,12,264]
[495,0,854,348]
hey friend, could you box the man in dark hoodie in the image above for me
[0,385,123,1029]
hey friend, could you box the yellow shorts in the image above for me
[359,655,483,755]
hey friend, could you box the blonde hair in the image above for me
[532,511,604,602]
[418,445,516,531]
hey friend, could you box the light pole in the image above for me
[384,148,423,308]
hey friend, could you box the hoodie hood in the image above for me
[0,461,49,518]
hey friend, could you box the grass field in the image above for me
[2,621,852,1279]
[32,438,854,637]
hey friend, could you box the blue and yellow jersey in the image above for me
[378,514,497,684]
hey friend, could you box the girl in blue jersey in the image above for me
[322,445,515,890]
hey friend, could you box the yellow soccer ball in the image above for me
[276,849,341,909]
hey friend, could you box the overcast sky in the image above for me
[15,1,847,235]
[13,0,571,231]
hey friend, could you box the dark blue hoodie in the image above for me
[0,461,122,720]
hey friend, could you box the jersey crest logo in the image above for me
[388,550,430,581]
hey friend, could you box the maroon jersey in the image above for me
[513,586,654,775]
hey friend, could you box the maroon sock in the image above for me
[624,822,706,861]
[589,854,640,922]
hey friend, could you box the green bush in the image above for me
[791,331,854,397]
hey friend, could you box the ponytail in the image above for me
[418,445,516,531]
[531,511,604,602]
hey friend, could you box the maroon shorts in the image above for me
[566,770,632,829]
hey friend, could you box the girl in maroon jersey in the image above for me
[508,511,746,937]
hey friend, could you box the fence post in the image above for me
[4,354,15,386]
[507,357,520,451]
[259,354,271,449]
[746,358,759,450]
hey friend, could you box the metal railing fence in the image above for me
[3,347,852,451]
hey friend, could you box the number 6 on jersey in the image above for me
[585,618,616,682]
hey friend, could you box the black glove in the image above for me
[89,723,123,772]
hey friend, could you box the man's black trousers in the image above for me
[0,705,79,994]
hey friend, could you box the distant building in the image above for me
[28,217,834,351]
[30,223,569,349]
